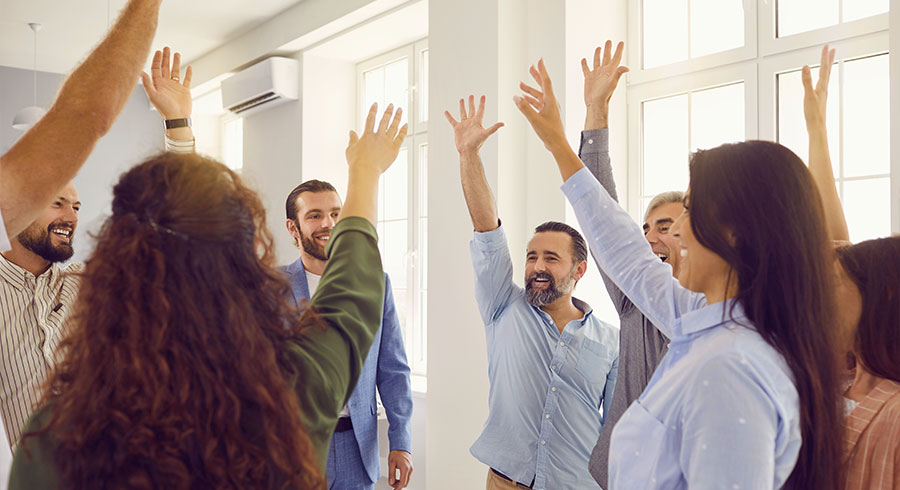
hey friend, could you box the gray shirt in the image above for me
[578,129,670,489]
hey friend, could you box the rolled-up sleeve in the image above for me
[469,225,523,327]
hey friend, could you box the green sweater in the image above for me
[8,217,385,488]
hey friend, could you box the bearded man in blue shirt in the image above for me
[444,95,618,490]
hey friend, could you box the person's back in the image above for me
[9,100,408,489]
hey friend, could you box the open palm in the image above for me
[141,47,193,119]
[444,95,504,154]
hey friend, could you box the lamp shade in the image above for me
[12,105,46,131]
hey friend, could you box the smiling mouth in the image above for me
[655,252,668,262]
[50,227,73,243]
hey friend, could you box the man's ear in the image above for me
[573,260,588,282]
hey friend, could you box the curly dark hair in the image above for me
[25,152,325,489]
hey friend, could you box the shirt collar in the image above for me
[678,298,747,336]
[0,253,59,291]
[844,378,900,452]
[533,296,594,325]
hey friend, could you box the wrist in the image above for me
[585,103,609,130]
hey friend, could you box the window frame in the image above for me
[356,38,429,383]
[627,0,894,235]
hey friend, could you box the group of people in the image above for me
[0,0,896,488]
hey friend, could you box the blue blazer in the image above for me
[282,257,413,484]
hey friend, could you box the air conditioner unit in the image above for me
[221,57,299,116]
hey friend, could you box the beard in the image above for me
[299,227,328,261]
[525,267,576,307]
[18,221,75,263]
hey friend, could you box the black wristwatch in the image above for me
[164,117,191,129]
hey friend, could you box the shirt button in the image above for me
[559,341,565,346]
[540,440,546,445]
[551,365,557,370]
[551,387,557,392]
[588,139,594,144]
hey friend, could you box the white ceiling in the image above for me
[0,0,307,74]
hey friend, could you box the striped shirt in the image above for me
[0,254,81,449]
[844,378,900,490]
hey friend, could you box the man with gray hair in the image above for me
[576,41,685,488]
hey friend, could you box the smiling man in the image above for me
[282,179,414,490]
[446,95,618,490]
[0,182,83,449]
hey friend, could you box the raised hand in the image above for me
[345,103,408,175]
[515,59,566,151]
[583,41,629,129]
[801,45,835,132]
[444,95,504,155]
[141,47,193,120]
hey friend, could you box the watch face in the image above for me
[165,118,191,129]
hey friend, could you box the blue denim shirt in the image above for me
[468,225,618,490]
[561,167,802,489]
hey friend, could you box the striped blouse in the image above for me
[844,378,900,490]
[0,255,81,449]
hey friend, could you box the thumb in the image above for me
[388,459,397,484]
[140,72,155,96]
[348,130,359,146]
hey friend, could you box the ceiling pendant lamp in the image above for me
[12,23,47,131]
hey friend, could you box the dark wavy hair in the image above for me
[24,152,325,489]
[837,236,900,383]
[687,141,844,490]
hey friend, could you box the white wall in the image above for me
[0,65,165,262]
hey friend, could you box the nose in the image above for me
[671,214,684,240]
[534,258,548,272]
[323,214,336,229]
[64,206,78,226]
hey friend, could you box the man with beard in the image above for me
[0,182,82,449]
[445,95,618,490]
[282,178,414,490]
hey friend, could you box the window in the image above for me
[358,40,429,381]
[628,0,892,239]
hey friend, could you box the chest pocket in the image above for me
[575,339,613,384]
[608,400,675,489]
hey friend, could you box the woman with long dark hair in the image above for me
[514,55,843,489]
[8,103,407,489]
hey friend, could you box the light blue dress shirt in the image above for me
[561,168,802,490]
[469,225,618,490]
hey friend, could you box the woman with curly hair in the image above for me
[8,102,407,490]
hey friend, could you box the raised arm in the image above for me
[0,0,164,238]
[142,47,196,149]
[517,59,704,337]
[444,95,504,232]
[802,45,850,242]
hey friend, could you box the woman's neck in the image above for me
[845,366,882,402]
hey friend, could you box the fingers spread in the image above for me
[365,103,378,133]
[514,95,537,120]
[468,95,476,119]
[486,122,505,137]
[150,50,163,78]
[529,65,541,86]
[161,47,171,79]
[378,104,395,133]
[477,95,486,119]
[801,65,814,92]
[140,72,155,95]
[183,65,193,88]
[394,123,409,145]
[523,94,542,111]
[594,45,603,69]
[172,52,182,78]
[444,110,459,126]
[537,58,552,90]
[581,58,591,77]
[519,82,542,100]
[602,40,613,66]
[348,130,359,146]
[459,98,467,120]
[387,107,403,138]
[611,41,625,67]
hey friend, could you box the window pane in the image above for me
[643,94,689,196]
[843,0,888,23]
[415,290,428,374]
[777,67,839,176]
[419,217,428,288]
[383,220,409,288]
[420,49,429,124]
[383,147,409,221]
[363,67,385,125]
[690,0,744,58]
[385,58,409,126]
[842,178,891,242]
[419,143,428,217]
[843,55,890,177]
[392,287,409,345]
[643,0,688,68]
[691,82,745,152]
[778,0,839,37]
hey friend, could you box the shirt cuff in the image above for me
[471,223,508,251]
[579,129,609,155]
[165,136,195,154]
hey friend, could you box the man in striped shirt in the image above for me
[0,182,82,449]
